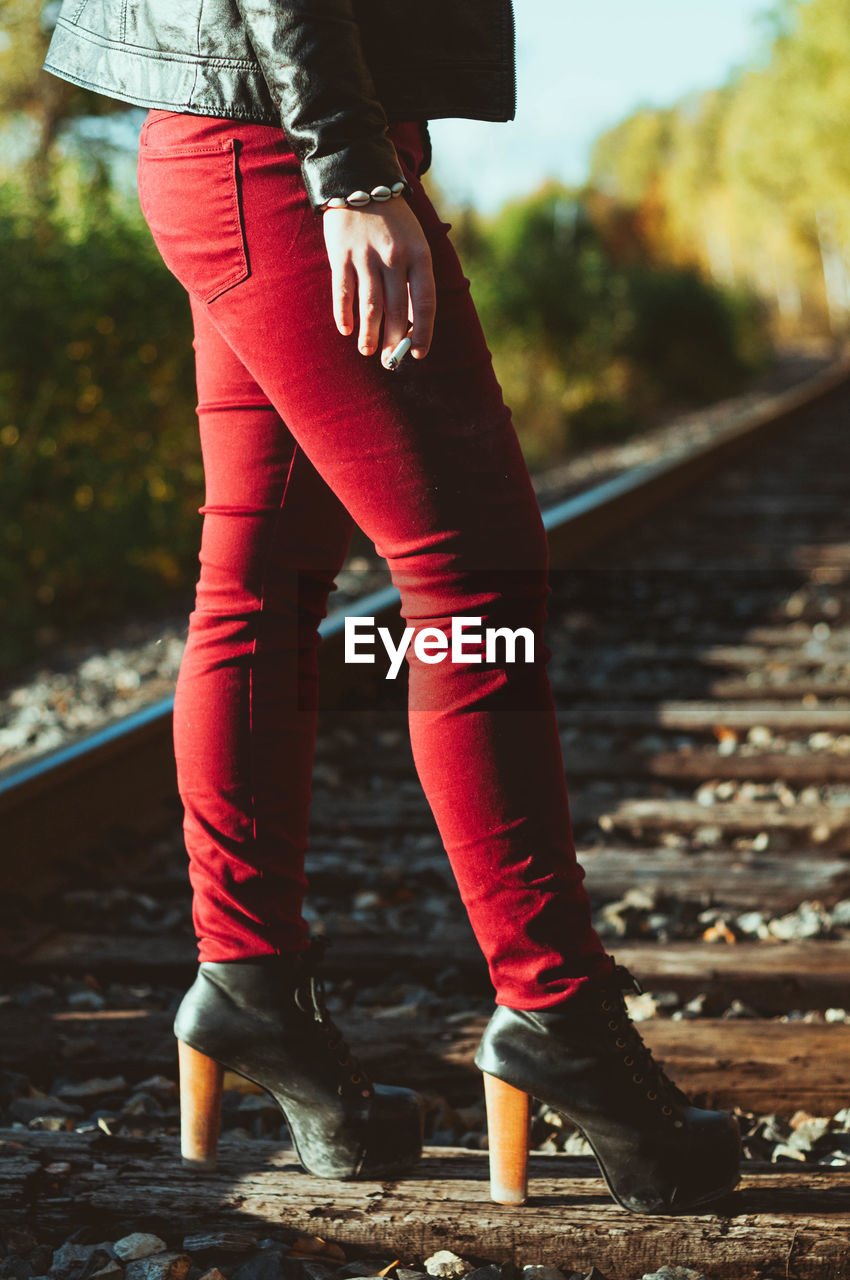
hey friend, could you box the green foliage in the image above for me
[458,183,636,463]
[475,185,631,359]
[620,265,764,402]
[0,173,202,670]
[456,182,767,467]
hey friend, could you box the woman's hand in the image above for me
[321,197,436,367]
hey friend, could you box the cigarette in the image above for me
[385,333,413,371]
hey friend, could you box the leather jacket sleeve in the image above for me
[230,0,409,212]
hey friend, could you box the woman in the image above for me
[41,0,741,1213]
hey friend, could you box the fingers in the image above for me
[407,249,436,360]
[380,263,412,369]
[373,243,435,365]
[324,204,435,362]
[331,254,356,337]
[356,262,384,357]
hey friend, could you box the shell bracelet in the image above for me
[321,181,407,211]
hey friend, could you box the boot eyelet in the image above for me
[674,1118,684,1128]
[623,1055,634,1066]
[361,1088,371,1098]
[607,1019,618,1030]
[632,1073,643,1084]
[601,999,612,1010]
[615,1037,627,1048]
[662,1104,673,1115]
[350,1072,362,1083]
[647,1089,657,1100]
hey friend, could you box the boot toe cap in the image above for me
[669,1108,742,1210]
[358,1084,424,1178]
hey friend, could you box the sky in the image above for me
[426,0,775,213]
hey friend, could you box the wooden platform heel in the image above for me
[172,951,424,1179]
[482,1071,531,1204]
[178,1039,224,1169]
[474,963,742,1215]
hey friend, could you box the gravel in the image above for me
[0,1229,713,1280]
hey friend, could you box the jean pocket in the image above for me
[138,138,249,304]
[139,109,188,144]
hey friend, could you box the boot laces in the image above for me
[293,938,373,1099]
[603,961,689,1117]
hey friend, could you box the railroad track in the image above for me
[3,358,850,1279]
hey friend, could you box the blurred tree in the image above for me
[589,0,850,339]
[454,178,763,465]
[0,0,137,201]
[0,169,202,670]
[589,106,674,208]
[723,0,850,330]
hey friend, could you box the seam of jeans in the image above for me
[249,440,301,911]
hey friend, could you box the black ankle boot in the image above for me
[474,960,742,1214]
[173,939,424,1178]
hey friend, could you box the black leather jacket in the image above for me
[42,0,516,212]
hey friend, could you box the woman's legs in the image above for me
[138,111,613,1009]
[173,301,356,959]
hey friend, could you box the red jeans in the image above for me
[137,109,613,1008]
